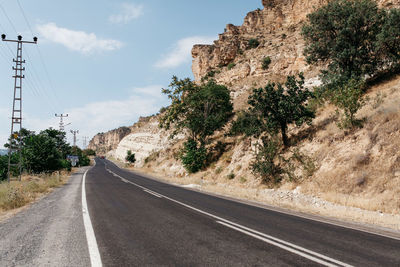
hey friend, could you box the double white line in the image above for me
[106,167,352,267]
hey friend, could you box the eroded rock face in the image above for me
[109,117,184,167]
[88,127,131,155]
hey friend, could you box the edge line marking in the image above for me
[82,169,102,267]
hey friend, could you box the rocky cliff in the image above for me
[88,126,132,155]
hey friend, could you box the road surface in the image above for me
[1,158,399,266]
[86,158,400,266]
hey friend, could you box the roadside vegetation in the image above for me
[0,127,92,213]
[0,172,70,212]
[157,0,400,189]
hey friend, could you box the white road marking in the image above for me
[106,168,351,266]
[82,169,103,267]
[143,189,163,198]
[216,221,349,267]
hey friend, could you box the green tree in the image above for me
[160,76,233,173]
[160,76,233,145]
[40,128,71,158]
[377,8,400,63]
[125,150,136,164]
[22,132,63,173]
[248,74,315,147]
[302,0,386,80]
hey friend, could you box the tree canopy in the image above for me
[302,0,400,82]
[248,74,315,147]
[159,76,233,144]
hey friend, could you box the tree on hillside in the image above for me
[159,76,233,172]
[377,8,400,63]
[248,74,315,147]
[302,0,396,83]
[160,76,233,144]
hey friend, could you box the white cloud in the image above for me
[20,85,166,146]
[109,3,144,24]
[155,36,215,69]
[37,23,123,54]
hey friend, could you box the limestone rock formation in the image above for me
[88,126,131,155]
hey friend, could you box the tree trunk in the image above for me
[281,124,289,147]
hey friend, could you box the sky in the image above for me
[0,0,262,148]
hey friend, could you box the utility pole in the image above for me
[82,136,89,149]
[55,113,68,132]
[70,130,79,147]
[2,34,37,182]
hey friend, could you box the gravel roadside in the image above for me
[0,168,90,267]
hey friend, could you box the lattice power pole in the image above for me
[82,136,89,149]
[55,113,68,132]
[2,34,37,182]
[70,130,79,147]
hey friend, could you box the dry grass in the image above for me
[0,172,70,212]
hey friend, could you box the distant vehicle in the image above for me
[100,156,105,159]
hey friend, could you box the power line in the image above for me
[16,0,62,107]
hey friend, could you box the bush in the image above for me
[248,38,260,49]
[227,63,236,70]
[331,79,367,128]
[227,172,235,180]
[251,137,282,184]
[0,155,7,181]
[125,150,136,164]
[60,159,72,172]
[229,111,265,137]
[262,57,271,70]
[83,149,96,156]
[180,139,207,173]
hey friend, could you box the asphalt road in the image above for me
[1,159,399,266]
[85,158,400,266]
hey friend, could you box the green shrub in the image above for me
[248,38,260,49]
[60,160,72,172]
[215,166,223,174]
[125,150,136,164]
[229,111,265,137]
[227,172,235,180]
[331,79,366,128]
[251,137,282,184]
[262,56,271,70]
[0,155,7,181]
[227,63,236,70]
[180,139,207,173]
[83,149,96,156]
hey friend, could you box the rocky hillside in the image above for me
[88,0,400,226]
[88,126,132,155]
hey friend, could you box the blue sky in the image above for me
[0,0,262,147]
